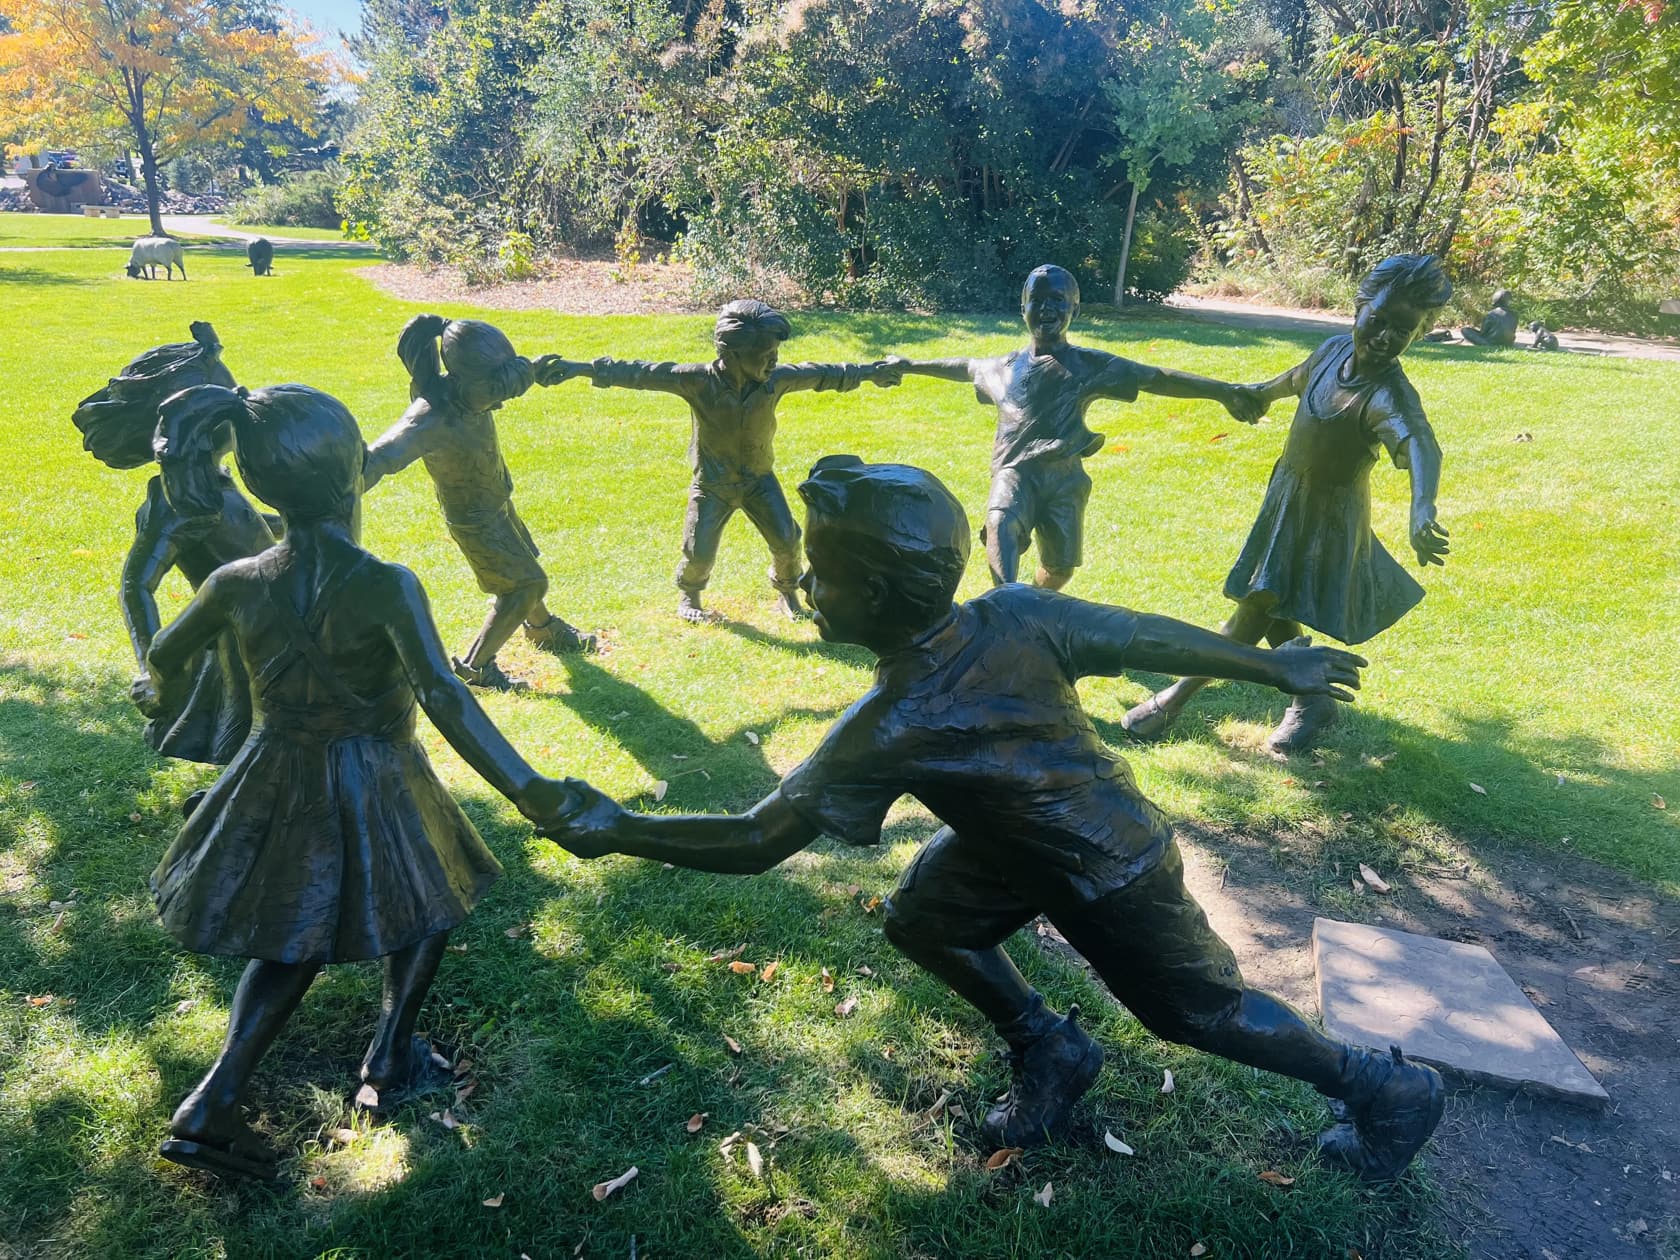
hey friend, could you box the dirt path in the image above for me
[1165,294,1680,364]
[1166,825,1679,1259]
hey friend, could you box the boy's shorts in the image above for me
[886,828,1244,1042]
[984,458,1092,571]
[445,501,546,596]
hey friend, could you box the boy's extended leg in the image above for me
[676,482,735,622]
[1055,842,1443,1181]
[882,828,1104,1147]
[740,475,807,619]
[163,957,321,1178]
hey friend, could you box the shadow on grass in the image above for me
[0,265,94,286]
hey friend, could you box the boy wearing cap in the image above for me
[891,264,1263,588]
[545,455,1445,1182]
[537,301,902,622]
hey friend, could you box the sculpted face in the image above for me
[799,518,881,646]
[1021,271,1079,353]
[1351,290,1428,374]
[720,335,781,385]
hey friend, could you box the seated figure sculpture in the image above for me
[537,301,902,623]
[135,382,581,1180]
[887,264,1263,589]
[545,455,1444,1183]
[1459,288,1517,346]
[365,315,597,692]
[72,323,276,764]
[1124,253,1452,754]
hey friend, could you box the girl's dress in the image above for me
[132,474,275,763]
[151,555,503,963]
[1223,334,1432,645]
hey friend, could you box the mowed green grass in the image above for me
[0,221,1675,1259]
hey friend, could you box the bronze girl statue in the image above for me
[136,383,581,1179]
[364,314,596,691]
[1124,253,1453,753]
[72,323,276,764]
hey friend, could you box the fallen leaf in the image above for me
[1352,876,1367,895]
[68,632,87,640]
[355,1083,380,1108]
[856,965,874,977]
[728,960,756,975]
[18,781,36,790]
[662,961,682,973]
[722,1034,743,1055]
[1258,1170,1296,1188]
[311,1175,328,1190]
[483,1192,504,1208]
[26,995,52,1007]
[925,1090,951,1119]
[1190,1245,1208,1258]
[505,924,529,939]
[862,896,882,914]
[128,812,142,823]
[1103,1130,1135,1155]
[332,1128,357,1144]
[985,1147,1023,1170]
[591,1165,639,1201]
[1033,1180,1053,1207]
[174,998,197,1014]
[707,944,745,963]
[455,1081,477,1102]
[744,731,760,745]
[48,911,65,935]
[820,967,834,992]
[1209,432,1228,443]
[1654,795,1667,810]
[1341,811,1354,821]
[1469,782,1487,795]
[447,944,469,953]
[686,1112,707,1134]
[609,711,630,721]
[652,780,669,802]
[1160,1069,1175,1094]
[834,995,859,1018]
[429,1109,459,1130]
[454,1059,474,1076]
[745,1141,765,1178]
[759,961,780,982]
[1358,863,1392,894]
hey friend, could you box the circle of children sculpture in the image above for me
[94,254,1453,1187]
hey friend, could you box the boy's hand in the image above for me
[130,672,161,716]
[535,779,627,859]
[533,355,588,387]
[1410,503,1450,566]
[1270,636,1366,702]
[1224,384,1267,424]
[871,355,910,388]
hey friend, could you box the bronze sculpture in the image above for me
[888,265,1262,588]
[536,300,903,623]
[126,237,187,281]
[245,238,275,277]
[135,382,582,1180]
[1124,253,1452,753]
[1528,320,1560,351]
[72,324,275,764]
[1460,289,1517,346]
[544,455,1444,1183]
[364,315,597,692]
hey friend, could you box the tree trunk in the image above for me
[1113,180,1142,307]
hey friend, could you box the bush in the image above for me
[227,168,344,230]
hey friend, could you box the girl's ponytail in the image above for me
[397,314,450,403]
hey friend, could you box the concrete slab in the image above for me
[1313,917,1609,1107]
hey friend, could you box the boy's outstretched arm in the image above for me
[588,358,707,397]
[533,355,594,387]
[893,357,972,382]
[1134,363,1265,423]
[545,786,820,875]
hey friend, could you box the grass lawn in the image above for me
[0,217,1675,1258]
[212,218,366,243]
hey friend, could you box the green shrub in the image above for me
[227,168,344,230]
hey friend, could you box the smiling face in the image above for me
[1351,289,1428,374]
[1021,269,1079,353]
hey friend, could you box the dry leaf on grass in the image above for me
[331,1128,357,1144]
[454,1058,474,1076]
[1654,794,1667,810]
[652,780,669,802]
[505,924,529,939]
[925,1090,951,1119]
[661,961,682,973]
[483,1193,505,1208]
[834,995,859,1018]
[728,960,756,975]
[455,1081,477,1102]
[1258,1170,1296,1188]
[722,1034,743,1055]
[1190,1245,1208,1257]
[354,1083,380,1108]
[1033,1181,1054,1207]
[856,965,875,977]
[819,967,834,991]
[311,1175,328,1190]
[719,1130,742,1159]
[1103,1130,1135,1155]
[1358,863,1392,894]
[1469,782,1487,795]
[175,998,197,1014]
[591,1165,639,1201]
[746,1142,765,1178]
[25,995,52,1007]
[985,1147,1023,1170]
[1351,877,1366,896]
[127,812,142,823]
[686,1113,707,1134]
[707,944,745,962]
[759,961,779,982]
[1161,1069,1175,1094]
[862,896,882,914]
[744,731,760,745]
[428,1109,459,1130]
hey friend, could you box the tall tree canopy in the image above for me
[0,0,339,233]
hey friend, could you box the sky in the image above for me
[280,0,363,37]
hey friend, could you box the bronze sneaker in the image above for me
[1317,1045,1444,1181]
[982,1005,1105,1148]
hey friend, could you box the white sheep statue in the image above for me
[126,236,187,281]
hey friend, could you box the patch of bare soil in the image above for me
[360,257,707,315]
[1147,825,1678,1259]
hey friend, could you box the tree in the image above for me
[0,0,337,234]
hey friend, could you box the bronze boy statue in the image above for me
[1124,253,1452,754]
[136,382,581,1180]
[365,315,597,693]
[547,456,1444,1183]
[537,300,902,623]
[889,265,1263,588]
[73,323,276,765]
